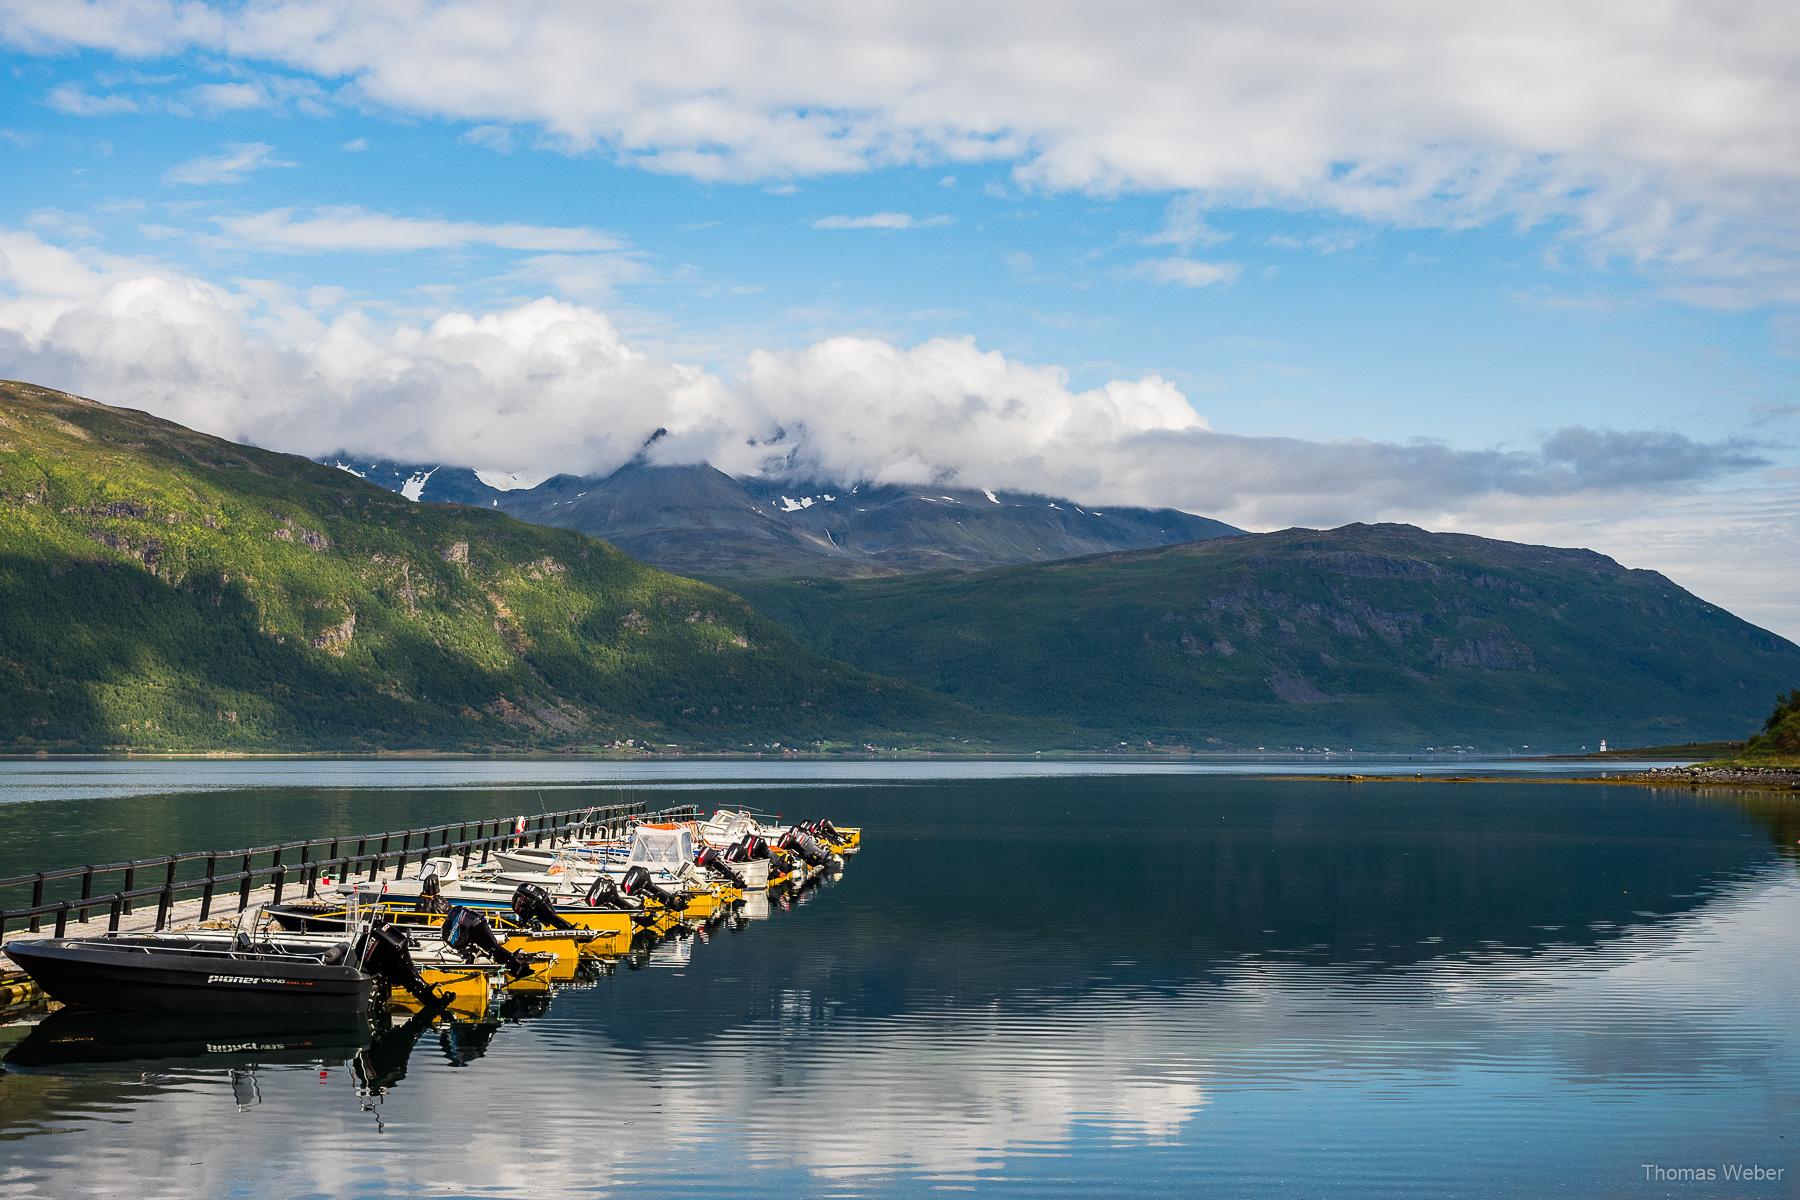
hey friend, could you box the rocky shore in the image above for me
[1631,763,1800,791]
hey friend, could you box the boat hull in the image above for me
[6,937,377,1016]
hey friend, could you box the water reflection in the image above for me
[0,775,1794,1198]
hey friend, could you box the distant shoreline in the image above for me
[1276,766,1800,794]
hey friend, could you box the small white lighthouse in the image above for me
[1599,739,1608,753]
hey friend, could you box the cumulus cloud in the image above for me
[0,230,732,475]
[811,213,952,231]
[7,1,1800,300]
[161,141,294,185]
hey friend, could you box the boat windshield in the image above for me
[627,827,694,870]
[701,810,754,844]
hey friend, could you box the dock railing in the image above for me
[0,800,700,947]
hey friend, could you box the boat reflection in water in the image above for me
[3,1008,375,1074]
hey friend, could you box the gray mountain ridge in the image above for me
[322,455,1242,577]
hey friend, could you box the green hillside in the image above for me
[1730,690,1800,764]
[735,526,1800,751]
[0,381,982,752]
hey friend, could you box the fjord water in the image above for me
[0,763,1796,1199]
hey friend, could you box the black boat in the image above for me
[5,921,436,1016]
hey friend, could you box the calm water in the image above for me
[0,762,1795,1199]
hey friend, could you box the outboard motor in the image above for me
[510,882,573,930]
[695,845,747,889]
[359,917,442,1008]
[441,905,533,978]
[778,828,831,867]
[724,833,769,863]
[808,819,844,844]
[584,871,625,908]
[619,865,686,911]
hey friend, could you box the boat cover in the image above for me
[626,827,695,872]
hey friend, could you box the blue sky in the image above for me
[0,3,1796,636]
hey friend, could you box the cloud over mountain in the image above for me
[0,229,1761,519]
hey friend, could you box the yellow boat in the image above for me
[504,931,581,981]
[394,964,494,1021]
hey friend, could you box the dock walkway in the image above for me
[0,799,692,1006]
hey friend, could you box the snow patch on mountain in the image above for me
[474,469,550,492]
[400,467,437,502]
[776,494,837,513]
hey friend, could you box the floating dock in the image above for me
[0,801,667,981]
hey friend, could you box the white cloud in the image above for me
[340,136,369,152]
[1131,257,1241,288]
[8,2,1800,301]
[505,252,650,300]
[811,212,953,231]
[186,81,267,112]
[462,124,514,153]
[0,230,734,484]
[44,82,137,116]
[211,206,626,253]
[161,141,295,185]
[1145,194,1229,250]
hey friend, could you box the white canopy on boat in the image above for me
[627,826,694,871]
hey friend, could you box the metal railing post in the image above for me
[199,853,219,920]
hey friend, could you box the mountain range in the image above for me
[325,455,1241,578]
[3,380,1796,753]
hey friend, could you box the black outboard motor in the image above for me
[810,819,843,843]
[584,871,626,908]
[360,917,443,1008]
[510,882,573,930]
[441,905,533,978]
[724,833,769,863]
[695,846,747,889]
[778,828,831,867]
[619,865,686,911]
